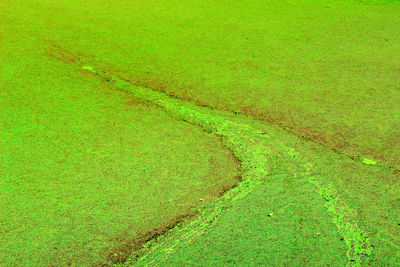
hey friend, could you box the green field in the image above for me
[1,0,399,266]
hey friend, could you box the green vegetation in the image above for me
[1,0,399,266]
[0,18,240,265]
[11,0,399,167]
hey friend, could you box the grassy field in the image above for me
[1,0,399,266]
[11,0,399,168]
[1,11,241,265]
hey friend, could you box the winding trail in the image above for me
[76,64,371,266]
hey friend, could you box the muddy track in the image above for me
[48,45,371,266]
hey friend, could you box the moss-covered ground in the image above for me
[1,0,399,266]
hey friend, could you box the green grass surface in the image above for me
[1,0,399,265]
[148,179,348,266]
[0,18,240,265]
[8,0,400,167]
